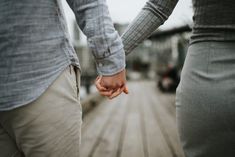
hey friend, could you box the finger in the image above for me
[109,89,121,99]
[99,90,113,97]
[95,75,101,82]
[95,78,107,91]
[123,85,129,94]
[109,83,124,95]
[109,87,123,99]
[95,82,107,91]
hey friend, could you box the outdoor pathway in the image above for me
[80,81,184,157]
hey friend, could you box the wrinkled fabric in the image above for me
[0,0,125,110]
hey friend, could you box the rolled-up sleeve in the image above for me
[66,0,125,76]
[122,0,178,55]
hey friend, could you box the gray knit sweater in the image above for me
[122,0,235,54]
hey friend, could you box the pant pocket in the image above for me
[73,66,81,100]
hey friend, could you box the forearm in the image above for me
[122,0,178,55]
[66,0,125,76]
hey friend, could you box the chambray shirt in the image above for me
[0,0,125,111]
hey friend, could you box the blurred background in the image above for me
[61,0,193,99]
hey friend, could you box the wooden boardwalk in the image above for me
[80,81,185,157]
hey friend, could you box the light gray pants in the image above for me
[176,42,235,157]
[0,66,82,157]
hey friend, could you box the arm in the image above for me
[66,0,127,98]
[97,0,178,98]
[66,0,125,76]
[122,0,178,55]
[95,0,178,98]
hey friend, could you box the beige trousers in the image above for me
[0,66,82,157]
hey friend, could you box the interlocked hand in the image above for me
[95,69,128,99]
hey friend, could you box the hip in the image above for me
[176,41,235,113]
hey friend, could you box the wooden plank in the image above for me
[139,83,172,157]
[80,81,184,157]
[80,97,123,157]
[92,95,129,157]
[155,90,176,118]
[119,84,145,157]
[82,100,112,131]
[147,82,185,157]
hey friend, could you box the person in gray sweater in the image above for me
[96,0,235,156]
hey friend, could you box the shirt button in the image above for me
[98,63,103,67]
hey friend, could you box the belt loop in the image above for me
[69,65,72,74]
[74,66,80,99]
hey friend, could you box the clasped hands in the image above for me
[95,69,128,99]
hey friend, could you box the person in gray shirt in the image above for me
[0,0,127,156]
[97,0,235,156]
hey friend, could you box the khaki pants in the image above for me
[0,66,82,157]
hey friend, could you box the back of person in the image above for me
[191,0,235,43]
[177,0,235,157]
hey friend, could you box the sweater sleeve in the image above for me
[122,0,178,55]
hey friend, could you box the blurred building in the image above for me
[148,25,191,91]
[149,25,191,75]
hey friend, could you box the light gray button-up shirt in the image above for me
[0,0,125,111]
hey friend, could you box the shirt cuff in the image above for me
[95,48,126,76]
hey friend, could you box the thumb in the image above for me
[123,85,129,94]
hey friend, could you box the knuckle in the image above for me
[108,84,115,89]
[117,83,122,87]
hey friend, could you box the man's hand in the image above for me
[95,69,128,99]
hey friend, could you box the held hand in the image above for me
[108,85,128,99]
[96,77,129,99]
[95,69,128,99]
